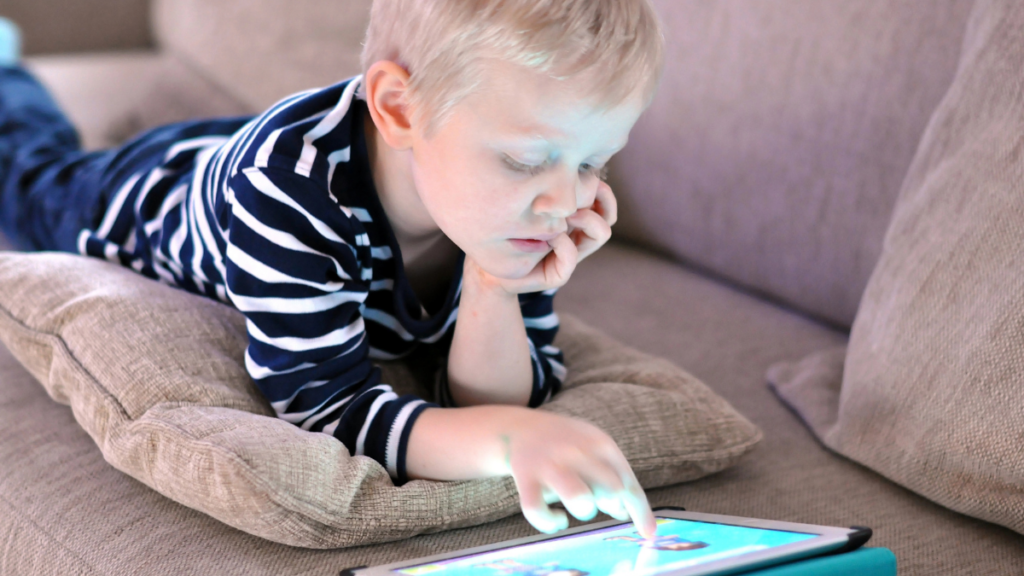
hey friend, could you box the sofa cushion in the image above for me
[0,251,761,549]
[608,0,974,327]
[5,0,150,56]
[768,0,1024,537]
[151,0,372,112]
[25,52,252,151]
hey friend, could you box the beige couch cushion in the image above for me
[6,0,150,56]
[151,0,372,112]
[768,0,1024,537]
[25,52,253,151]
[608,0,974,327]
[0,251,761,549]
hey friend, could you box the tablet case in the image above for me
[338,548,897,576]
[738,547,896,576]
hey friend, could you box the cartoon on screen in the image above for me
[603,533,710,552]
[472,558,589,576]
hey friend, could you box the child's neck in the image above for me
[362,112,439,253]
[362,108,462,312]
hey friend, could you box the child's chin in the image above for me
[483,256,543,281]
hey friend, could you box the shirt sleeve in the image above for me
[225,166,436,485]
[433,288,566,408]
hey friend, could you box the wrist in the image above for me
[446,254,534,407]
[405,405,531,480]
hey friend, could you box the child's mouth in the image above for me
[509,239,551,253]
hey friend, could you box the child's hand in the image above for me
[569,179,618,263]
[502,408,657,539]
[472,181,619,295]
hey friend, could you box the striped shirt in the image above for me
[74,74,566,484]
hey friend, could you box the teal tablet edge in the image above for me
[737,547,896,576]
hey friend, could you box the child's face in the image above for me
[406,59,645,280]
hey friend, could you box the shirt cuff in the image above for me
[385,396,436,485]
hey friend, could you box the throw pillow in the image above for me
[0,251,761,549]
[767,0,1024,536]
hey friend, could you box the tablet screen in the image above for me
[393,517,818,576]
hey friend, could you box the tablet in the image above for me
[343,507,871,576]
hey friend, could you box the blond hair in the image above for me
[359,0,665,138]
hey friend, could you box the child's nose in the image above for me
[533,172,590,219]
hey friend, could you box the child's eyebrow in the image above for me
[603,140,629,154]
[501,121,628,155]
[502,138,629,157]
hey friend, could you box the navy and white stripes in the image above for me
[73,75,565,484]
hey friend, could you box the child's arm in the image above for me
[405,403,657,540]
[423,183,645,536]
[445,258,541,407]
[445,181,617,408]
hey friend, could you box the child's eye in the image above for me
[584,164,610,181]
[504,156,608,180]
[504,157,547,176]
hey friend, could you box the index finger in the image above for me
[596,441,656,539]
[621,476,657,540]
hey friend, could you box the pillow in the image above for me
[767,0,1024,536]
[0,251,761,549]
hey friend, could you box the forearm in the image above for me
[447,262,534,407]
[405,405,526,481]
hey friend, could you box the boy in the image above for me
[0,0,664,539]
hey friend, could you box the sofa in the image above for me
[2,1,1022,574]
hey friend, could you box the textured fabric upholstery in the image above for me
[150,0,373,112]
[3,0,151,56]
[0,251,760,549]
[23,53,251,151]
[2,0,1023,573]
[607,0,974,327]
[2,243,1022,574]
[768,0,1024,538]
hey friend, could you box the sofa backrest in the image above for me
[611,0,975,328]
[151,0,372,112]
[7,0,151,55]
[151,0,976,330]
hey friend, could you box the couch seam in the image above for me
[159,48,257,113]
[0,304,133,422]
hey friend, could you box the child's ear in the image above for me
[364,60,416,151]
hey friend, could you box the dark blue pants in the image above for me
[0,64,252,252]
